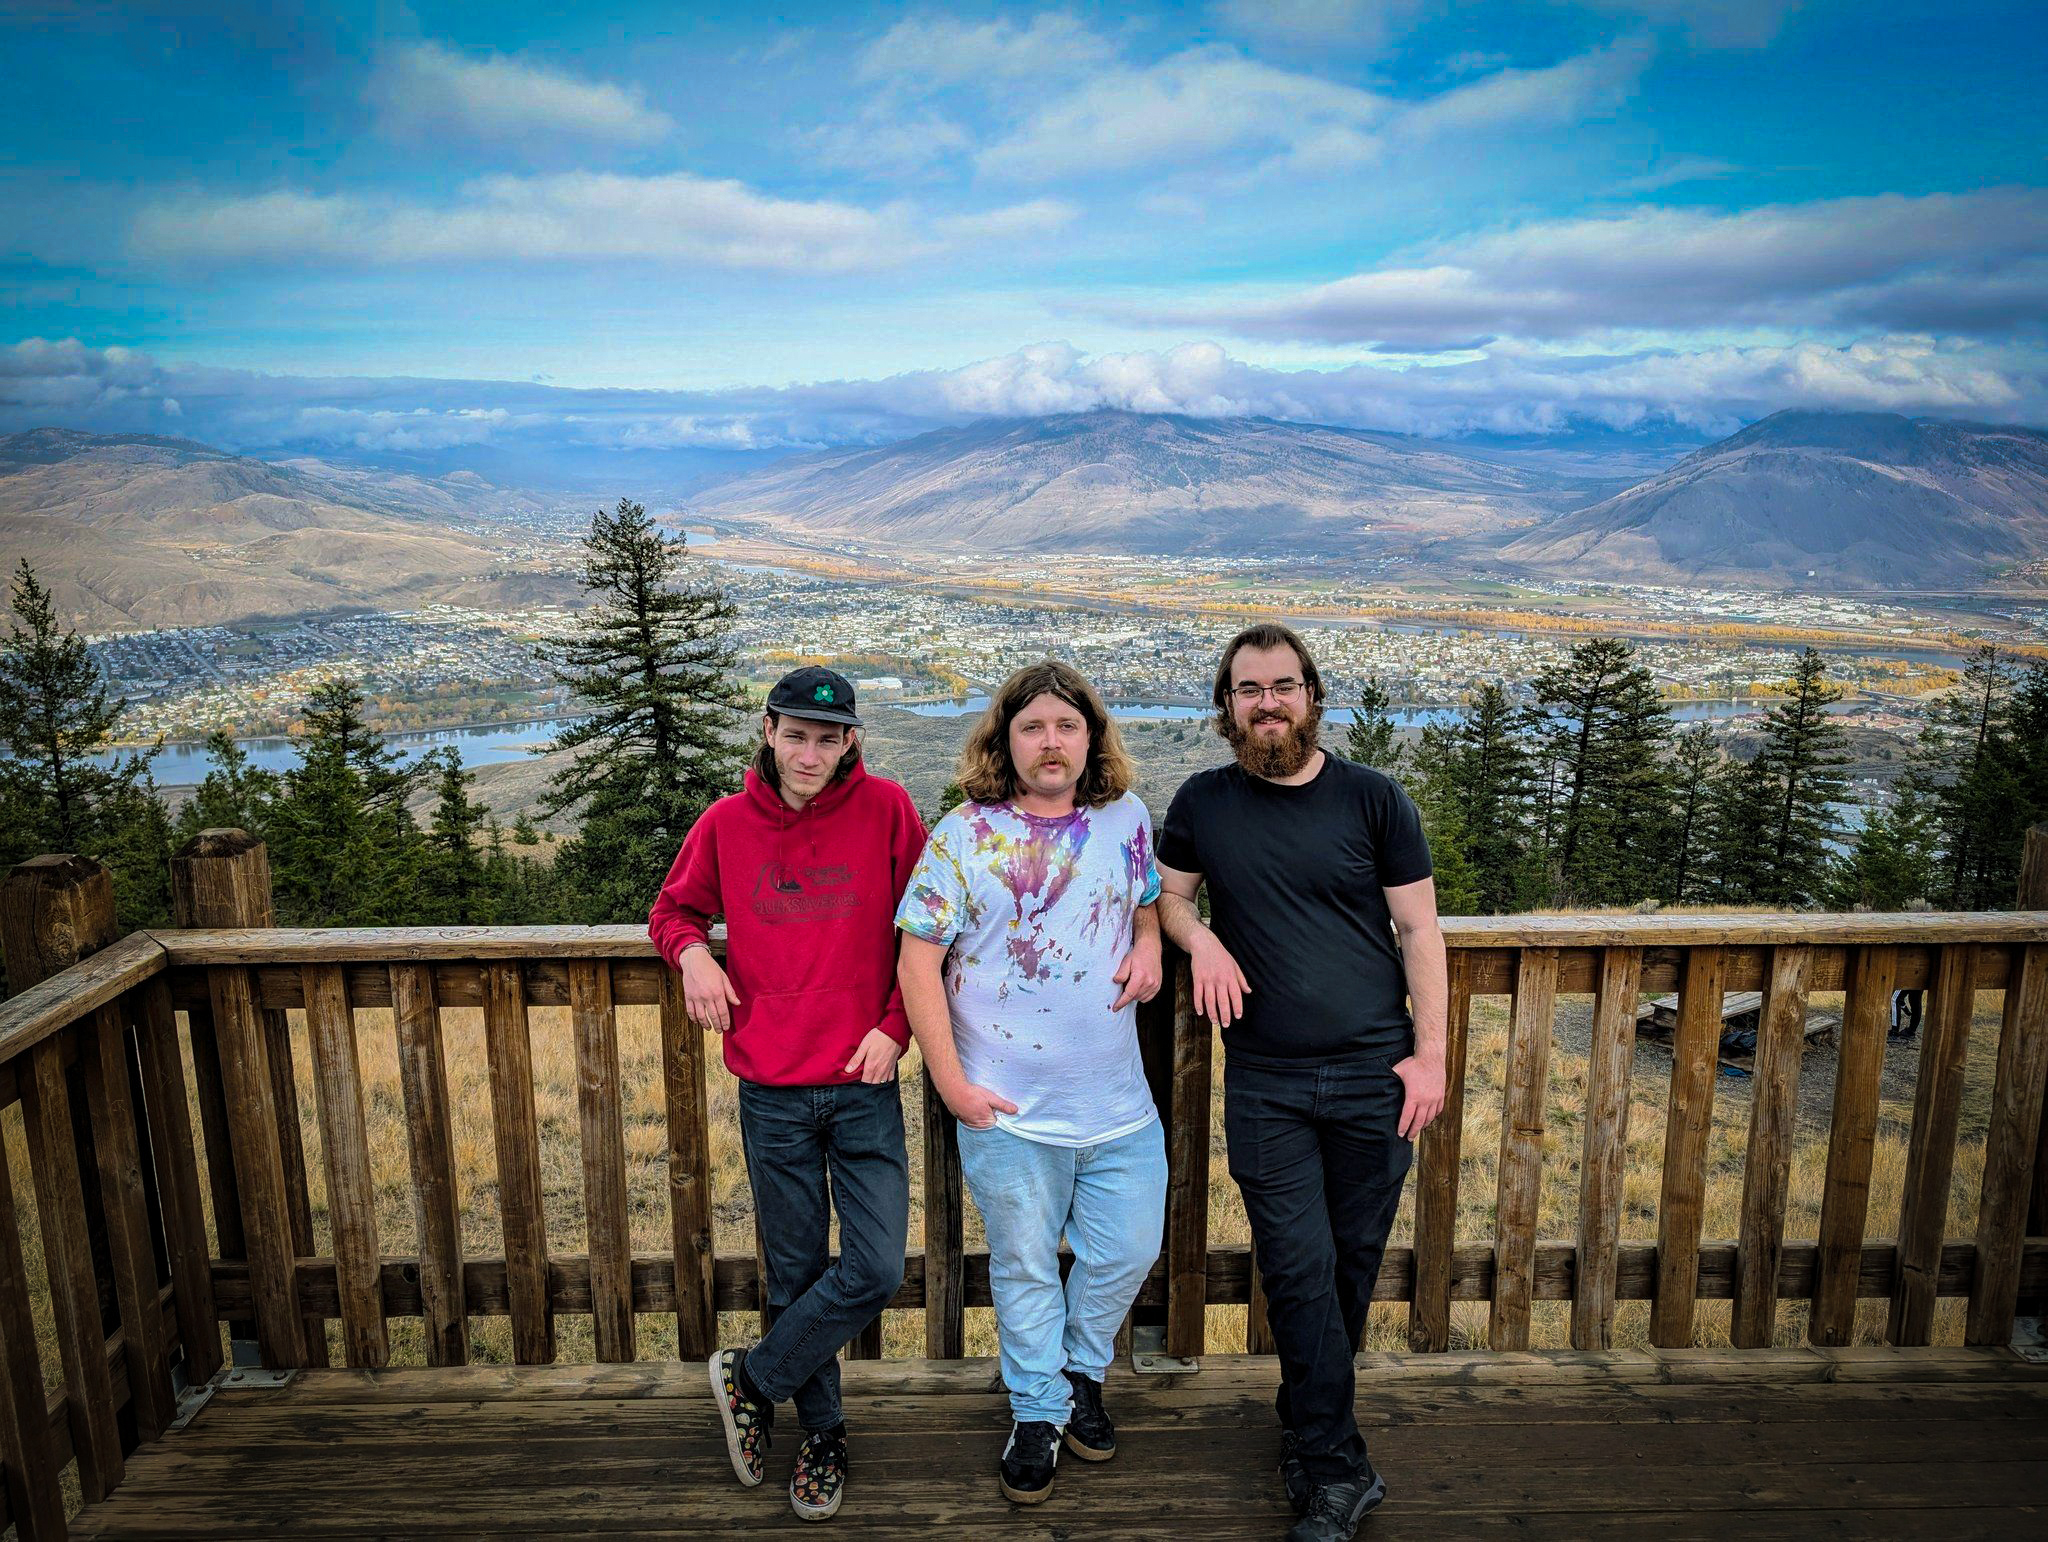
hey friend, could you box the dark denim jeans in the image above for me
[737,1078,909,1433]
[1224,1052,1413,1483]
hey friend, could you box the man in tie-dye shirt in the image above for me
[897,660,1165,1509]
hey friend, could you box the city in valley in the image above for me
[89,528,2047,813]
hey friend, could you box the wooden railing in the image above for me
[2,832,2047,1538]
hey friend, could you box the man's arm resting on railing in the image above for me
[1386,875,1448,1140]
[897,932,1017,1129]
[1156,862,1250,1027]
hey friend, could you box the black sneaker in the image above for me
[1062,1369,1116,1461]
[1286,1469,1388,1542]
[708,1347,773,1487]
[1280,1429,1310,1515]
[790,1428,847,1522]
[999,1419,1061,1504]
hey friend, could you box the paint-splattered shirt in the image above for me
[896,792,1163,1146]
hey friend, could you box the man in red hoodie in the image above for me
[647,665,927,1523]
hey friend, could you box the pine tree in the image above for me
[173,731,278,844]
[1749,649,1852,907]
[1344,673,1403,772]
[1832,786,1937,910]
[421,749,491,923]
[540,501,748,922]
[266,679,428,925]
[511,810,542,846]
[1527,639,1673,906]
[1917,646,2021,908]
[0,560,172,927]
[1664,724,1721,905]
[1408,683,1535,915]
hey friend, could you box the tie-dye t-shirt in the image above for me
[895,792,1164,1147]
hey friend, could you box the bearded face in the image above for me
[1218,641,1325,778]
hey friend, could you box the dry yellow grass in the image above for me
[1,984,2014,1395]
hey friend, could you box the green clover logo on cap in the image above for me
[814,683,835,703]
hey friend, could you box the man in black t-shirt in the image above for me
[1157,622,1447,1542]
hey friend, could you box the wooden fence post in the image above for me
[170,829,327,1365]
[2019,827,2048,1250]
[1,855,124,1499]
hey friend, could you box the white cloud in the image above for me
[1212,0,1425,54]
[1612,155,1742,194]
[858,11,1115,89]
[799,106,974,177]
[128,175,1072,274]
[366,41,674,147]
[1395,36,1654,139]
[1121,188,2048,346]
[1574,0,1798,50]
[933,199,1079,243]
[976,48,1392,182]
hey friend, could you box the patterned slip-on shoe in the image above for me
[708,1347,772,1487]
[790,1429,848,1522]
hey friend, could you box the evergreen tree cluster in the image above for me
[1343,639,2047,917]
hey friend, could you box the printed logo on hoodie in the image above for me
[751,860,860,922]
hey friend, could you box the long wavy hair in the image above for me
[955,659,1137,808]
[752,711,862,790]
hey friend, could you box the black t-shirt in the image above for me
[1159,752,1433,1065]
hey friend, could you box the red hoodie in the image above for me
[647,759,929,1087]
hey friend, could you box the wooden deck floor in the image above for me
[70,1348,2048,1539]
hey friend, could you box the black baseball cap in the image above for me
[767,665,862,728]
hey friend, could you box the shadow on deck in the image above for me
[70,1348,2048,1539]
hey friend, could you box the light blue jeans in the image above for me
[956,1118,1168,1426]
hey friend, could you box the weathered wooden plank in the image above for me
[1490,947,1557,1351]
[389,963,466,1367]
[205,1235,2048,1324]
[1410,947,1471,1353]
[206,964,309,1368]
[656,966,715,1360]
[146,911,2048,969]
[1652,945,1724,1348]
[1968,942,2048,1345]
[1165,956,1210,1360]
[570,959,633,1364]
[182,992,247,1338]
[481,960,553,1364]
[1732,945,1813,1349]
[922,1067,965,1359]
[0,931,166,1067]
[1247,1257,1274,1356]
[262,996,328,1369]
[81,1001,175,1441]
[1812,945,1898,1347]
[846,1312,884,1361]
[1573,946,1642,1351]
[0,1127,66,1539]
[302,963,388,1369]
[1889,943,1980,1345]
[134,973,221,1382]
[21,1035,123,1498]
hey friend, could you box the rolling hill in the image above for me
[1501,411,2048,587]
[685,409,1594,557]
[0,429,581,629]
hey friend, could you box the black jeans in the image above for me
[737,1078,909,1433]
[1224,1053,1413,1483]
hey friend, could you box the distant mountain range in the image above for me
[7,409,2046,633]
[0,429,580,629]
[685,409,1607,556]
[1500,412,2048,587]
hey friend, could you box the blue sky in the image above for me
[2,1,2044,467]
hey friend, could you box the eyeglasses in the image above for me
[1230,679,1306,704]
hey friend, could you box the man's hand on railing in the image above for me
[679,943,741,1032]
[844,1027,903,1084]
[1392,1053,1446,1140]
[1186,930,1250,1027]
[938,1074,1020,1131]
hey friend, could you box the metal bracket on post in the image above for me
[166,1351,217,1432]
[2014,1315,2047,1366]
[1129,1322,1199,1375]
[230,1336,263,1369]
